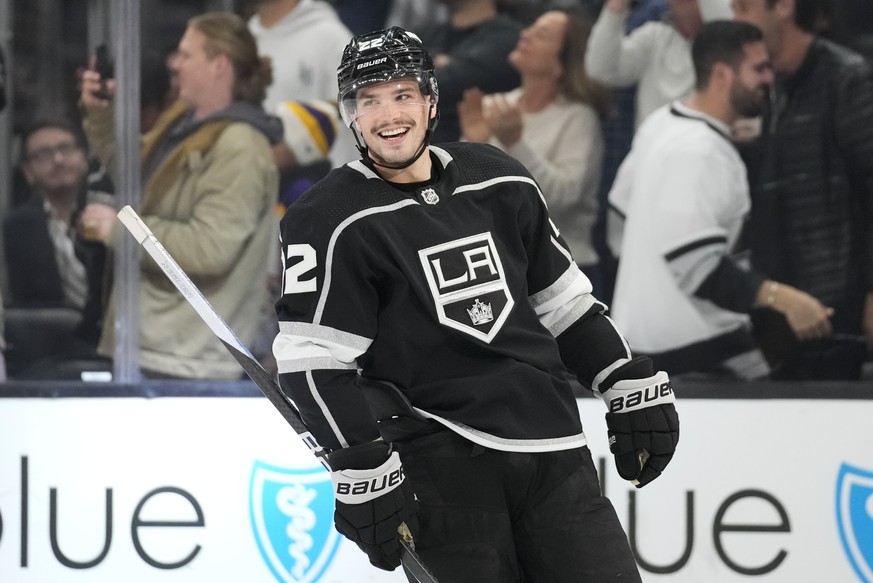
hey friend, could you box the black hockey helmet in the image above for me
[337,27,439,169]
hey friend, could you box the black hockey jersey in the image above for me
[274,143,616,453]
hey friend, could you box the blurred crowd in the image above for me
[0,0,871,383]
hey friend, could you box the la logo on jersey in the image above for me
[418,232,514,343]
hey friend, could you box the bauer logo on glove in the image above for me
[596,357,680,488]
[327,441,419,571]
[334,462,405,502]
[604,372,673,413]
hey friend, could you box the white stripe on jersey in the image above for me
[452,174,540,197]
[529,264,598,337]
[274,321,370,374]
[414,409,588,453]
[429,145,453,169]
[347,159,380,179]
[453,174,563,239]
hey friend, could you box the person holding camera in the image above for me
[79,12,281,379]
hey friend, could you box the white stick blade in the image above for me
[117,205,152,243]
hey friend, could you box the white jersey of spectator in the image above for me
[610,102,750,354]
[249,0,358,166]
[585,0,732,126]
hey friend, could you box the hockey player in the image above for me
[273,26,679,582]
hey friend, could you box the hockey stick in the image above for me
[117,205,439,583]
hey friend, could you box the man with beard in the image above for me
[608,20,832,379]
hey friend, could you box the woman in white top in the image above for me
[458,9,610,292]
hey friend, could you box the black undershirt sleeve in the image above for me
[556,304,632,390]
[694,256,765,314]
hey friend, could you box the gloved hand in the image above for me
[598,356,679,488]
[328,440,418,570]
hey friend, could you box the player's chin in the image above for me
[371,147,413,167]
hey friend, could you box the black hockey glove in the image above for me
[328,440,418,571]
[598,356,679,488]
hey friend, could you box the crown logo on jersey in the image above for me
[421,188,439,205]
[466,298,494,326]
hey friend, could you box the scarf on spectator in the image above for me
[139,100,235,213]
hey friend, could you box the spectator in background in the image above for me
[733,0,873,379]
[458,9,610,293]
[248,0,357,167]
[591,0,667,305]
[329,0,393,34]
[499,0,600,24]
[4,120,113,346]
[418,0,523,143]
[140,48,179,134]
[610,20,833,379]
[588,0,729,303]
[272,98,339,211]
[586,0,732,128]
[79,12,280,380]
[386,0,449,31]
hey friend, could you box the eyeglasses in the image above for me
[26,142,82,165]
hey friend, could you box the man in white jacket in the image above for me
[609,20,832,378]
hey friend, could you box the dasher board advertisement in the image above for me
[0,397,870,582]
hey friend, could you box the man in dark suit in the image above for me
[4,119,112,347]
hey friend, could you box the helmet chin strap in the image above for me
[353,104,438,173]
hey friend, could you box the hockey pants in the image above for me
[393,428,641,582]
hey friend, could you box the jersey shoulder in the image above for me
[281,164,403,234]
[435,142,535,185]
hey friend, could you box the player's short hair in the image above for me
[692,20,765,90]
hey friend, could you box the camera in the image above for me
[93,43,114,99]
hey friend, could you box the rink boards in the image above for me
[0,385,870,582]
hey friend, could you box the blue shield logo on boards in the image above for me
[836,463,873,582]
[250,461,341,582]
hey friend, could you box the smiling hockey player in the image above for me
[272,26,679,582]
